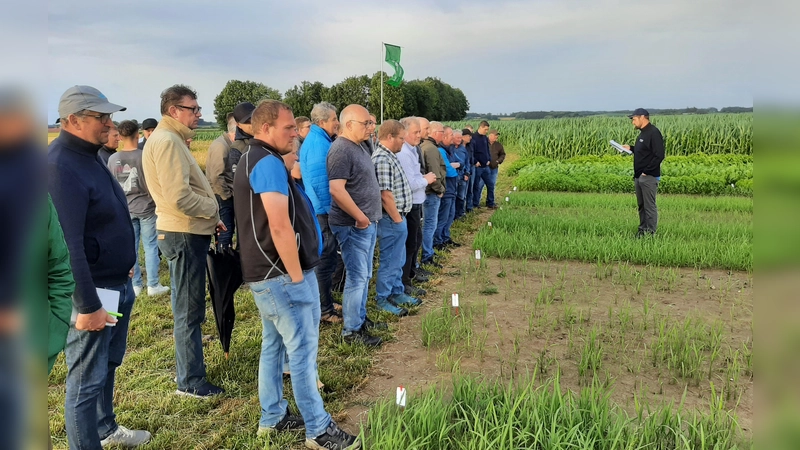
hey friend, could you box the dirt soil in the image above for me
[340,207,753,435]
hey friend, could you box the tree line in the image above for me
[467,106,753,121]
[213,73,469,129]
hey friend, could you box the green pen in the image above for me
[107,312,124,318]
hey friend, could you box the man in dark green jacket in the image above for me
[48,195,75,373]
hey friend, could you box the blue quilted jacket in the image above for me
[299,124,334,215]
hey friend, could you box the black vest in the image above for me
[233,139,320,282]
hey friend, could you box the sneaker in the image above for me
[405,284,427,297]
[175,382,224,399]
[376,297,408,316]
[391,293,422,307]
[445,240,462,248]
[343,329,382,347]
[421,258,442,269]
[147,284,170,296]
[413,273,429,283]
[257,408,305,436]
[305,420,360,449]
[416,267,433,277]
[133,286,142,297]
[433,242,448,251]
[100,425,151,448]
[363,317,388,330]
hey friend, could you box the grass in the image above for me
[473,191,752,271]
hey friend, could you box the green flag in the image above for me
[384,43,404,87]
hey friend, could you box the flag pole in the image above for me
[380,42,384,124]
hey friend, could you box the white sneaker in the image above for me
[133,286,142,297]
[100,425,151,448]
[147,284,170,296]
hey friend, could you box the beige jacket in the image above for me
[142,115,219,235]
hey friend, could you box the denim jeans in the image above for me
[465,173,475,212]
[455,176,468,219]
[216,195,235,249]
[64,279,135,449]
[487,168,499,207]
[330,223,377,336]
[421,194,441,261]
[376,214,408,300]
[249,270,332,439]
[157,231,211,390]
[131,214,160,288]
[315,214,338,316]
[402,204,422,284]
[435,177,457,245]
[472,166,496,208]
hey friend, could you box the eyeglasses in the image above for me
[175,105,202,115]
[80,112,113,124]
[348,119,376,127]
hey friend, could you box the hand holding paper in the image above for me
[610,140,633,155]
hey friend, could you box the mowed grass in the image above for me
[473,192,752,271]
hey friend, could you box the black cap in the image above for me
[627,108,649,119]
[141,118,158,130]
[461,128,473,137]
[233,102,256,124]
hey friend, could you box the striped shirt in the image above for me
[371,143,412,214]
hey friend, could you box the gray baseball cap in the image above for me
[56,85,126,123]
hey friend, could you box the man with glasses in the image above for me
[143,84,226,398]
[419,121,447,267]
[49,85,152,448]
[327,105,384,346]
[300,102,343,325]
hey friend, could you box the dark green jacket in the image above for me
[47,195,75,373]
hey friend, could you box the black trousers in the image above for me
[402,204,423,285]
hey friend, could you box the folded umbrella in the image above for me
[206,242,243,358]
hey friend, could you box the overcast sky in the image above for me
[43,0,758,123]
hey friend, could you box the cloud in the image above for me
[47,0,758,123]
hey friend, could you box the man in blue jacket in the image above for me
[299,102,342,324]
[452,130,470,220]
[49,85,151,448]
[471,121,494,208]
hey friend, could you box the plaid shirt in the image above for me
[371,143,412,214]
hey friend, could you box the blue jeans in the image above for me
[376,214,408,300]
[455,176,468,218]
[421,194,441,261]
[465,173,475,212]
[216,195,235,249]
[435,178,457,245]
[157,231,211,390]
[472,166,497,207]
[330,223,377,336]
[249,270,331,439]
[315,214,338,316]
[131,214,160,288]
[64,279,135,449]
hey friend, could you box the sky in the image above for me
[40,0,764,124]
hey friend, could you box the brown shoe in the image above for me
[321,311,343,324]
[332,302,343,313]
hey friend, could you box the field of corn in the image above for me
[507,154,753,196]
[451,113,752,158]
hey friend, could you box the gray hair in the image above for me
[310,102,336,124]
[452,129,462,136]
[399,116,419,128]
[429,121,443,132]
[227,115,237,134]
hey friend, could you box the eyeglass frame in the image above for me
[77,111,113,124]
[175,104,203,115]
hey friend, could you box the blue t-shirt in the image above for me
[250,155,290,196]
[439,148,458,178]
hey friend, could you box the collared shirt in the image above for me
[398,142,428,204]
[372,143,413,214]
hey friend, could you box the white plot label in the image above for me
[488,221,492,228]
[475,249,481,260]
[452,293,460,307]
[505,196,510,202]
[396,386,407,407]
[513,186,518,191]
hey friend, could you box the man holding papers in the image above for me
[49,86,151,449]
[622,108,665,237]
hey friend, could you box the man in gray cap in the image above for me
[48,85,152,448]
[622,108,665,237]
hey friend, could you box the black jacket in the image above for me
[233,139,321,282]
[632,123,665,178]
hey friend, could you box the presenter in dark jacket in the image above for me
[623,108,665,237]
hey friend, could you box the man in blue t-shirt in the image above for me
[232,100,359,450]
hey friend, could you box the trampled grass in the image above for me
[473,192,752,270]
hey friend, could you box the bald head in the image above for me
[418,117,430,140]
[339,104,371,143]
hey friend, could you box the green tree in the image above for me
[283,81,329,118]
[402,80,438,119]
[327,75,370,113]
[368,71,404,121]
[213,80,282,130]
